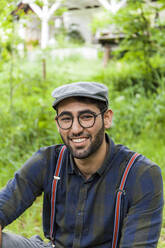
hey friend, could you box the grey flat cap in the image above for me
[52,82,109,109]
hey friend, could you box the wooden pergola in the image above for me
[97,31,124,67]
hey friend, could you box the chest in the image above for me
[55,170,129,235]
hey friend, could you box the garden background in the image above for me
[0,0,165,247]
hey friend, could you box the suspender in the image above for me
[50,147,139,248]
[112,152,139,248]
[50,145,66,247]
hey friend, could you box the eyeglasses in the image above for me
[55,109,107,130]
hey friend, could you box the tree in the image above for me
[98,0,127,14]
[22,0,64,79]
[0,0,19,110]
[0,1,17,61]
[111,0,165,91]
[22,0,63,49]
[93,0,165,91]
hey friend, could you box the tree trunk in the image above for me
[41,19,49,80]
[41,19,49,49]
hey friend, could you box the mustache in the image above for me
[68,132,91,139]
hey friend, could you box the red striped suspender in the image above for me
[50,147,139,248]
[112,152,139,248]
[50,145,66,247]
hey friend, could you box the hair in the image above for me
[55,96,108,115]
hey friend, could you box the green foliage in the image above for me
[92,0,165,92]
[112,0,165,57]
[55,6,67,17]
[0,55,165,246]
[66,29,85,44]
[90,56,165,94]
[0,1,164,245]
[0,1,18,61]
[91,11,112,34]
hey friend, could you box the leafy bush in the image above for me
[92,0,165,92]
[0,55,165,246]
[1,55,165,163]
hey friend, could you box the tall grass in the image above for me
[0,54,164,246]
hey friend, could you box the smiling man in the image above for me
[54,96,112,179]
[0,82,163,248]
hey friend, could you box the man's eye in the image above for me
[80,114,93,120]
[60,116,72,122]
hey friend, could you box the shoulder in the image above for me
[114,143,163,191]
[124,153,163,205]
[115,143,161,175]
[18,144,67,187]
[130,154,162,182]
[38,144,64,160]
[20,144,65,174]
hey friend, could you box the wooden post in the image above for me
[103,43,110,67]
[42,57,46,80]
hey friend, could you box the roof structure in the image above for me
[14,0,101,11]
[64,0,101,10]
[11,1,103,44]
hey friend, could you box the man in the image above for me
[0,82,163,248]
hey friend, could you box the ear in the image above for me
[103,109,113,129]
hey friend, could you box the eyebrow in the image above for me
[58,109,97,117]
[58,111,72,116]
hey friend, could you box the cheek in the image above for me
[59,129,68,139]
[89,120,104,135]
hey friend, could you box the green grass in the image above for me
[0,54,164,246]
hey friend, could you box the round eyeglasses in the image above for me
[55,109,107,130]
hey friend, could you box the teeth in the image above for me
[72,138,86,143]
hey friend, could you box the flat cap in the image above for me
[52,82,109,109]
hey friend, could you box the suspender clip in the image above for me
[117,189,126,195]
[54,176,60,180]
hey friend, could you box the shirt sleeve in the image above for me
[119,163,164,248]
[0,148,48,229]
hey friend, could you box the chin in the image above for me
[70,148,89,159]
[72,152,89,159]
[71,145,98,159]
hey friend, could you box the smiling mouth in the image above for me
[72,138,88,143]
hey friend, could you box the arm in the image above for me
[0,148,48,229]
[119,164,164,248]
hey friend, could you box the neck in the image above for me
[74,137,108,180]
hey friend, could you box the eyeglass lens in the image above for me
[57,111,98,129]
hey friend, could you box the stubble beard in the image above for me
[60,125,105,159]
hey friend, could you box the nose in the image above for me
[71,116,83,134]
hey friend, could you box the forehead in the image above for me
[57,97,99,114]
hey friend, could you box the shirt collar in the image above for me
[96,134,115,176]
[68,154,77,175]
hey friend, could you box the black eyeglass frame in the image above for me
[55,108,107,130]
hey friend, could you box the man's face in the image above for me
[55,98,112,159]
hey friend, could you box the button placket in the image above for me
[72,183,88,248]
